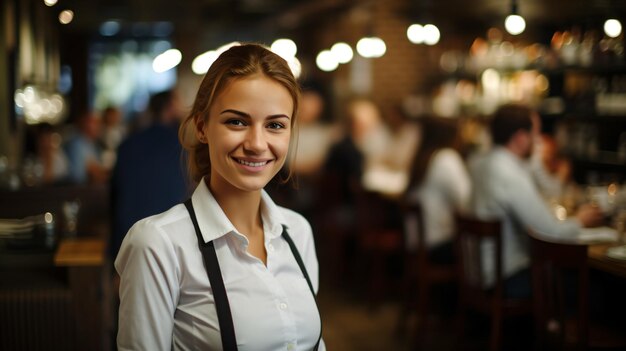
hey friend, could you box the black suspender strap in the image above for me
[184,199,238,351]
[184,199,322,351]
[281,226,322,351]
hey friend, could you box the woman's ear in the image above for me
[195,116,207,144]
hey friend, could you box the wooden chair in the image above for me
[530,232,626,351]
[354,188,404,309]
[455,214,532,351]
[397,201,457,347]
[530,232,588,351]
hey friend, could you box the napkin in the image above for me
[577,227,619,243]
[606,245,626,261]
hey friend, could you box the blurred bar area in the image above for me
[2,0,626,350]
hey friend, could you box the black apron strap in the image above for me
[281,225,322,351]
[184,199,238,351]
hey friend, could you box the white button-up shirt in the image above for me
[115,179,323,350]
[468,147,580,287]
[405,148,471,249]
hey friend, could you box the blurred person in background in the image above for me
[530,133,573,200]
[381,104,421,184]
[109,89,187,260]
[291,82,338,177]
[100,105,127,170]
[115,44,322,350]
[268,81,338,217]
[63,110,109,184]
[468,103,603,297]
[35,123,69,184]
[404,116,470,264]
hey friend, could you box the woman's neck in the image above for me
[206,178,263,238]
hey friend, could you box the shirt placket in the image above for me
[264,238,299,350]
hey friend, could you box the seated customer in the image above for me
[404,116,470,263]
[530,133,572,200]
[64,111,109,184]
[468,104,602,297]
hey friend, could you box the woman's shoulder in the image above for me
[276,206,313,237]
[434,148,463,163]
[123,203,190,250]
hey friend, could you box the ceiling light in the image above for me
[356,37,386,58]
[331,42,353,64]
[153,49,182,73]
[271,38,297,59]
[58,10,74,25]
[407,24,425,44]
[505,14,526,35]
[423,24,441,45]
[504,0,525,35]
[604,19,622,38]
[44,0,58,6]
[316,50,338,72]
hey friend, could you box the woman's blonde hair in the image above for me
[179,43,301,184]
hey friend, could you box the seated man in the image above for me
[468,104,602,297]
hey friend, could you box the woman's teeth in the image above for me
[237,159,268,167]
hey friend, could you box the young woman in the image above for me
[115,44,323,350]
[404,116,470,263]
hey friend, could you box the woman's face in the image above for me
[198,74,293,194]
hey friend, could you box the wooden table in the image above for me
[54,237,110,351]
[588,243,626,279]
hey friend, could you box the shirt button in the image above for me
[267,244,275,252]
[286,343,296,351]
[279,302,288,310]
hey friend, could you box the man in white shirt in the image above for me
[468,104,602,297]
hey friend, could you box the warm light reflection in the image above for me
[604,19,622,38]
[481,68,501,90]
[608,183,618,196]
[59,10,74,24]
[14,86,66,125]
[316,50,338,72]
[152,49,182,73]
[555,205,567,221]
[44,0,58,6]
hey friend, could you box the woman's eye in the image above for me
[267,122,285,130]
[225,119,246,127]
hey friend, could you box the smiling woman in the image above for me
[114,44,324,351]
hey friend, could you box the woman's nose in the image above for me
[243,126,266,153]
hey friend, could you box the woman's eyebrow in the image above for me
[221,109,291,120]
[220,109,250,118]
[267,114,291,120]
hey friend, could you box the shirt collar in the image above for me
[190,178,286,244]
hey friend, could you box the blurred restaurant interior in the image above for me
[2,0,626,350]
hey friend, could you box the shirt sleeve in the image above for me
[495,164,580,240]
[115,219,180,350]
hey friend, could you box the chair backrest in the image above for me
[455,214,503,298]
[402,201,427,261]
[530,232,589,350]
